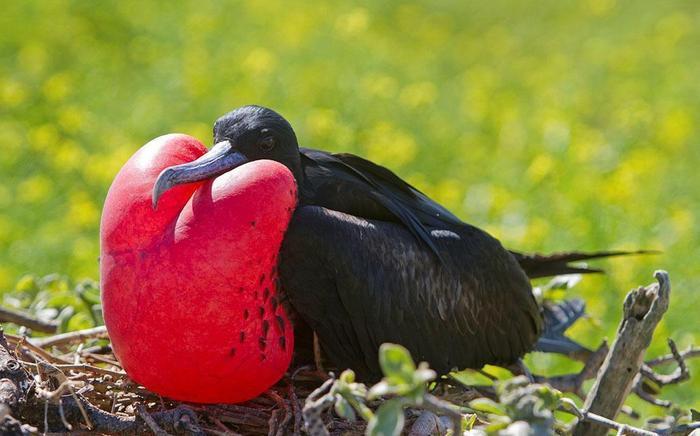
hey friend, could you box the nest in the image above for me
[0,327,484,435]
[0,326,342,435]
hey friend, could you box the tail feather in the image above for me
[511,249,658,279]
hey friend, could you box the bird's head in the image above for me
[152,105,301,208]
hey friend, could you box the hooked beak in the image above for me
[152,140,248,209]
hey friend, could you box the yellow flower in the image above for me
[29,124,60,152]
[67,192,99,229]
[18,43,47,75]
[335,8,369,37]
[58,106,87,133]
[173,122,211,143]
[399,82,437,109]
[433,179,462,210]
[361,74,398,99]
[526,154,555,183]
[657,108,692,150]
[586,0,617,16]
[0,79,27,107]
[305,109,338,139]
[52,139,86,172]
[17,176,52,204]
[363,122,417,167]
[243,48,277,75]
[43,72,72,102]
[0,266,11,292]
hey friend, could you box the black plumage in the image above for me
[156,105,635,381]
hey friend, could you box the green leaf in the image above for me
[15,275,39,293]
[368,381,392,399]
[378,343,415,384]
[463,414,477,431]
[691,409,700,421]
[413,363,436,384]
[57,306,76,332]
[484,415,511,433]
[367,380,415,400]
[340,369,356,384]
[469,398,507,416]
[334,395,356,422]
[366,399,404,436]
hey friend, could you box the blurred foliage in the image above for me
[0,0,697,412]
[3,273,102,334]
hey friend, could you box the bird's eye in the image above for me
[259,136,275,151]
[259,131,276,151]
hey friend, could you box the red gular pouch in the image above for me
[100,134,296,403]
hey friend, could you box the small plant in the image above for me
[3,273,102,334]
[304,343,470,436]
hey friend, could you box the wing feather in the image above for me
[279,206,542,380]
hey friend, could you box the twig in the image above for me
[533,341,608,397]
[136,403,172,436]
[641,339,690,386]
[573,271,671,436]
[58,397,72,431]
[302,378,336,436]
[287,383,303,436]
[659,422,700,435]
[646,346,700,367]
[633,338,690,408]
[210,415,242,436]
[633,383,671,408]
[265,390,291,436]
[32,326,108,348]
[560,399,656,436]
[83,352,121,368]
[0,307,57,333]
[580,412,657,436]
[21,361,126,378]
[48,364,126,379]
[7,335,72,364]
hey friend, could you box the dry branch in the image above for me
[0,307,57,333]
[31,325,108,348]
[573,271,671,436]
[533,341,608,397]
[646,346,700,367]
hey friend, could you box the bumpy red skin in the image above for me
[100,134,296,403]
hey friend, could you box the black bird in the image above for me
[152,105,636,380]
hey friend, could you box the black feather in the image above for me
[511,250,658,279]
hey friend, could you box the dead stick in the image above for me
[32,326,108,348]
[573,271,671,436]
[646,346,700,367]
[20,361,126,378]
[136,403,172,436]
[561,401,657,436]
[533,341,608,397]
[0,307,57,333]
[49,363,126,378]
[10,336,72,364]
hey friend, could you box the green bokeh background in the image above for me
[1,0,698,413]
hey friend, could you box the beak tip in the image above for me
[151,168,172,210]
[151,184,165,210]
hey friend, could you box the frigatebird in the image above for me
[150,105,633,381]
